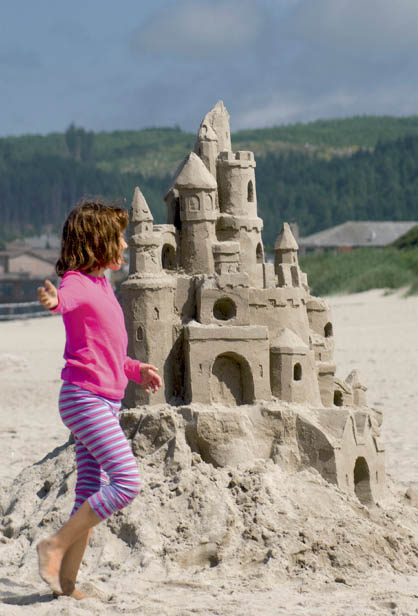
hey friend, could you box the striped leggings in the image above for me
[59,382,141,520]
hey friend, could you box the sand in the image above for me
[1,289,418,615]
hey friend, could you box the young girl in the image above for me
[36,200,162,599]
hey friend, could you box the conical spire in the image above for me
[131,186,153,223]
[174,152,218,190]
[274,222,299,251]
[198,100,231,153]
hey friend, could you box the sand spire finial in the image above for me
[198,100,231,153]
[131,186,153,223]
[274,222,299,251]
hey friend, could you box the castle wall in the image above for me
[184,324,270,405]
[248,287,312,346]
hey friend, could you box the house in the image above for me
[0,241,58,302]
[298,221,417,254]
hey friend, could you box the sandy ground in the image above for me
[1,289,418,615]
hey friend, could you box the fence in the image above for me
[0,301,51,321]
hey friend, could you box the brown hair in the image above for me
[56,199,129,276]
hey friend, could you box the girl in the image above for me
[36,200,162,599]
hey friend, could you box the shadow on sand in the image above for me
[0,578,55,606]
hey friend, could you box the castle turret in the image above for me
[129,187,160,275]
[216,150,264,287]
[174,152,218,274]
[274,223,301,287]
[122,187,176,407]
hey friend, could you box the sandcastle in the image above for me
[121,102,385,506]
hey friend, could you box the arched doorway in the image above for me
[210,353,254,406]
[324,322,333,337]
[353,457,373,506]
[162,244,176,270]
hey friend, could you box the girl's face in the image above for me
[108,234,128,271]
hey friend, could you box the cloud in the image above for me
[132,0,265,58]
[288,0,418,55]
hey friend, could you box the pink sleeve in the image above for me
[124,357,142,383]
[50,273,84,314]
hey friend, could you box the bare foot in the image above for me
[70,588,89,600]
[53,587,89,600]
[37,538,64,594]
[59,575,90,599]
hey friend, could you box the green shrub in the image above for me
[300,247,418,295]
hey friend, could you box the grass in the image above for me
[299,247,418,296]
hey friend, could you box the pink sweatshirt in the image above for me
[51,270,141,400]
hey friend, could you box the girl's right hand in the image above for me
[37,279,59,310]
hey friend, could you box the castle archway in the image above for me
[210,352,254,406]
[324,322,333,337]
[162,244,176,270]
[354,456,373,506]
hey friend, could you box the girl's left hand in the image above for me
[140,363,162,394]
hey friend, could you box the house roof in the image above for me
[298,221,418,249]
[0,248,57,265]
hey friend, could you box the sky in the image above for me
[1,0,418,136]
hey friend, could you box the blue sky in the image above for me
[1,0,418,136]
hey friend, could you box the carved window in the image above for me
[247,180,254,202]
[213,297,237,321]
[256,242,263,264]
[324,322,333,337]
[293,363,302,381]
[206,193,213,211]
[189,196,200,211]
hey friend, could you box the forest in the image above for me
[1,116,418,249]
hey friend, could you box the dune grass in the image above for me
[299,247,418,296]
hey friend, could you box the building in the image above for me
[298,220,417,254]
[0,240,58,303]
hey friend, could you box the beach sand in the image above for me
[1,289,418,615]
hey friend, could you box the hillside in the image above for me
[1,116,418,248]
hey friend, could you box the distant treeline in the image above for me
[256,135,418,246]
[0,150,167,240]
[1,117,418,247]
